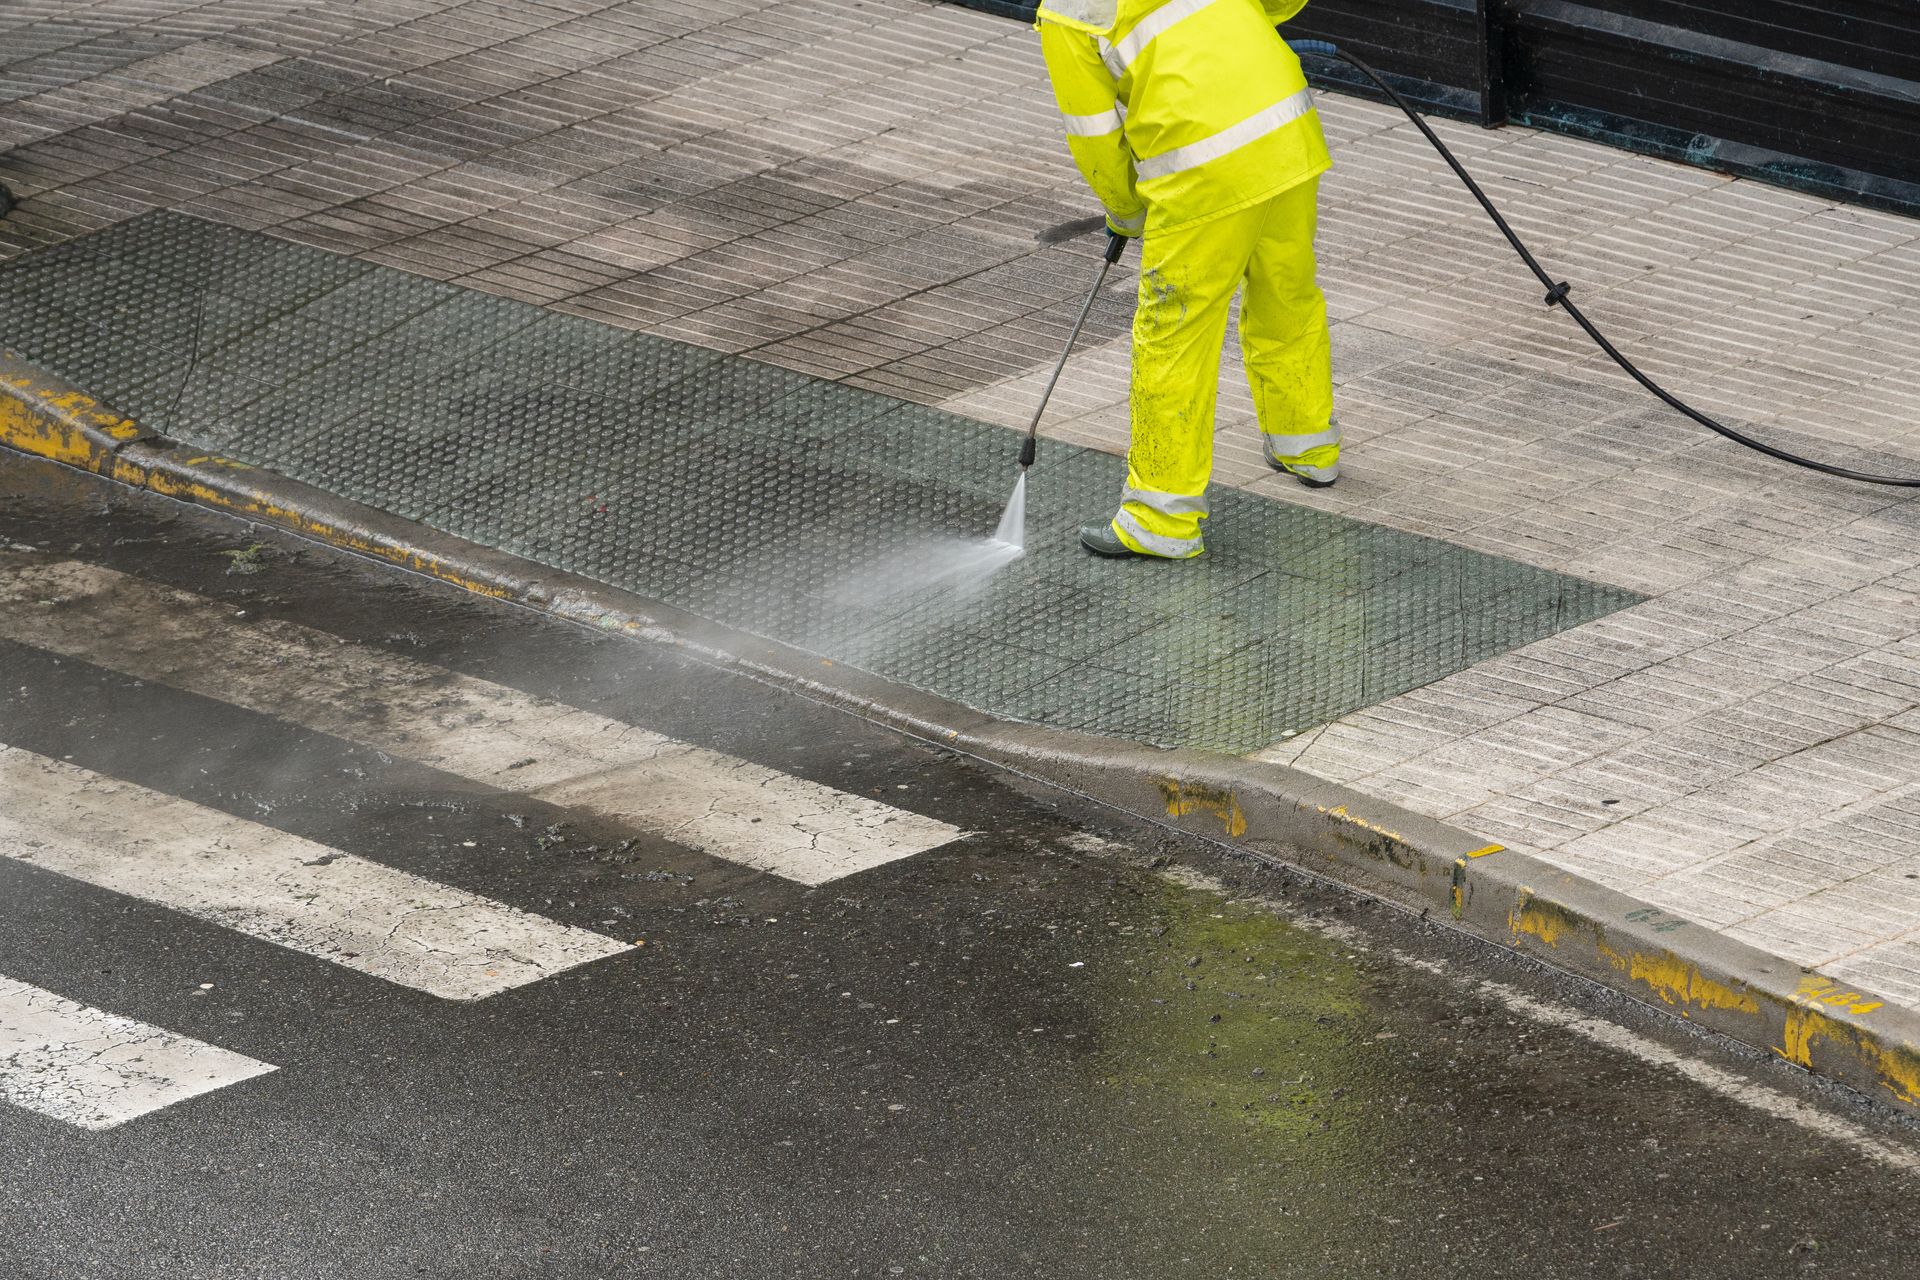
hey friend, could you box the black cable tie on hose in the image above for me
[1544,282,1572,308]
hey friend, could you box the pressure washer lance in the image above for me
[1284,38,1920,488]
[1020,228,1131,470]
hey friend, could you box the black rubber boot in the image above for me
[1279,465,1337,490]
[1079,521,1137,558]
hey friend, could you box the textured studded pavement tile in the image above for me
[0,210,1638,753]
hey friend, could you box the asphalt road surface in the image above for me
[3,449,1918,1280]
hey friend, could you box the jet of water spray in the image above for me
[828,473,1029,612]
[992,472,1026,550]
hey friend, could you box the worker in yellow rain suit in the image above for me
[1037,0,1336,560]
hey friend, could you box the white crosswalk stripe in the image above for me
[1,745,634,1001]
[0,556,962,886]
[0,550,966,1129]
[1,976,276,1130]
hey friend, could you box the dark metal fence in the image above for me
[952,1,1920,217]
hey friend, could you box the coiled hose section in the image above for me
[1290,38,1920,488]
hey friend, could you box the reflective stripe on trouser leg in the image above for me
[1111,509,1203,558]
[1261,422,1342,480]
[1123,198,1272,557]
[1112,486,1207,558]
[1242,177,1336,478]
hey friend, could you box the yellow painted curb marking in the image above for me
[1598,941,1760,1016]
[1312,803,1405,845]
[1508,890,1758,1016]
[1778,977,1920,1104]
[1159,779,1247,838]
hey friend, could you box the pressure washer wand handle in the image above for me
[1022,231,1130,469]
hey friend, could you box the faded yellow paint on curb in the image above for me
[143,468,518,599]
[1159,778,1248,837]
[0,356,515,602]
[1598,942,1760,1016]
[1449,847,1503,918]
[1512,889,1759,1016]
[1781,978,1920,1104]
[0,372,146,472]
[1315,802,1405,846]
[1509,888,1577,947]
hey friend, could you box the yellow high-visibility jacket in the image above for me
[1036,0,1330,235]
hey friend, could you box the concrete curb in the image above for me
[6,347,1918,1118]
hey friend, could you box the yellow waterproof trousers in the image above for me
[1112,176,1336,559]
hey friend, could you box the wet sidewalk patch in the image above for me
[0,212,1640,753]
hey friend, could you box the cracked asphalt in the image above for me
[4,450,1920,1279]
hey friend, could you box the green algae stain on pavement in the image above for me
[1028,865,1421,1275]
[1091,875,1389,1146]
[0,212,1643,754]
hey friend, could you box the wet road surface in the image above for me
[3,449,1919,1279]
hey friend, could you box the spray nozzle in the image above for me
[1019,436,1036,468]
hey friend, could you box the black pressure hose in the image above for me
[1290,39,1920,488]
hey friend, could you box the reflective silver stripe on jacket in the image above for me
[1097,0,1220,76]
[1113,509,1202,557]
[1061,104,1125,137]
[1260,423,1342,459]
[1109,209,1146,234]
[1123,485,1209,517]
[1135,87,1316,181]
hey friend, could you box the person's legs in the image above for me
[1105,203,1265,558]
[1241,177,1337,485]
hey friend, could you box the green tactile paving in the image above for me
[0,212,1646,753]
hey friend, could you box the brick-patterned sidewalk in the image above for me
[7,0,1920,1003]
